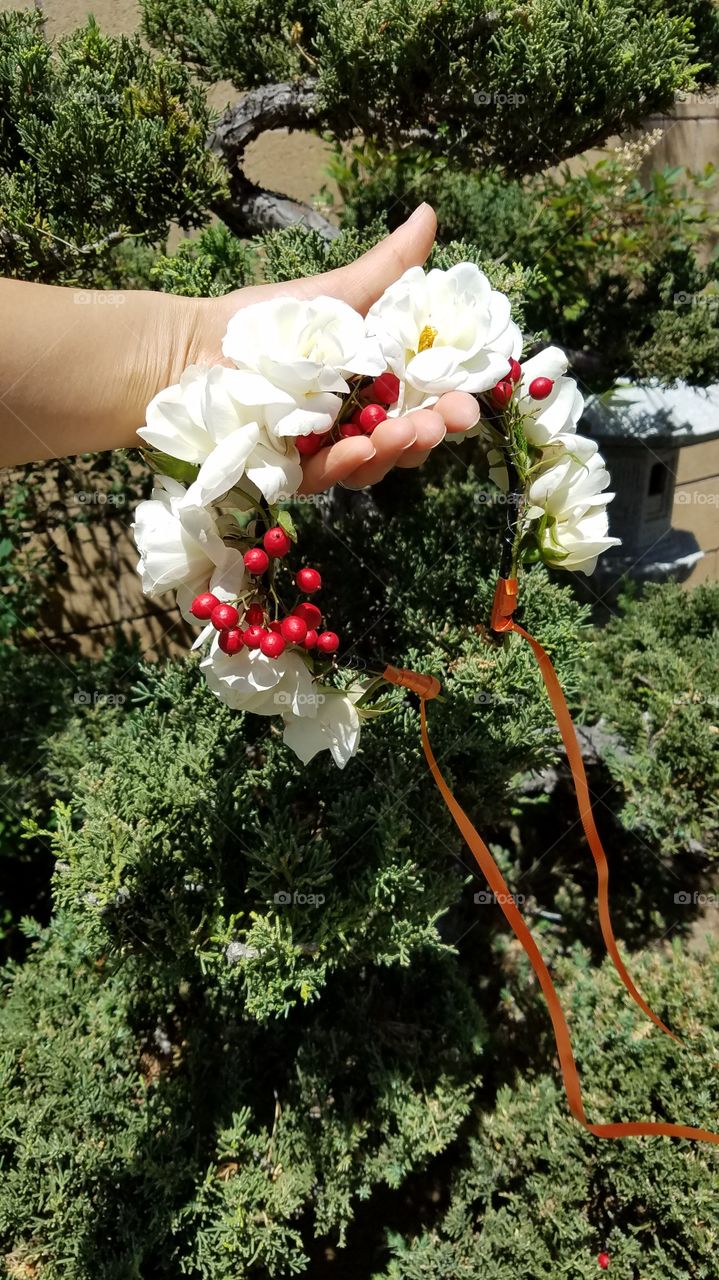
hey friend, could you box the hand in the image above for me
[0,204,480,471]
[187,204,481,493]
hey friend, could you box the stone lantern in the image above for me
[580,381,719,589]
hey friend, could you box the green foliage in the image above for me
[379,943,719,1280]
[0,449,594,1275]
[141,0,718,173]
[0,11,222,284]
[581,582,719,860]
[336,143,719,387]
[151,223,257,296]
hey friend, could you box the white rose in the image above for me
[517,347,584,446]
[138,365,303,505]
[222,296,384,436]
[201,642,319,717]
[366,263,519,413]
[539,505,621,576]
[132,476,246,619]
[282,689,361,769]
[527,449,613,519]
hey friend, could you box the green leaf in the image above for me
[141,449,199,485]
[277,509,298,542]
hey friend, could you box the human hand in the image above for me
[186,204,481,494]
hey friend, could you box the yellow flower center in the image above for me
[418,324,438,352]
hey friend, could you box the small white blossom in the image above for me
[366,263,520,413]
[282,690,361,769]
[138,365,303,505]
[539,505,621,575]
[201,642,319,718]
[132,476,246,619]
[222,295,384,436]
[517,347,584,446]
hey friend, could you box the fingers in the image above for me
[434,390,481,434]
[393,409,446,468]
[291,204,437,315]
[297,435,376,494]
[297,394,480,494]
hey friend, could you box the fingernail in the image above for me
[405,203,430,226]
[468,403,481,427]
[401,435,418,451]
[431,427,448,447]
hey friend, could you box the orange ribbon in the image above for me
[383,579,719,1144]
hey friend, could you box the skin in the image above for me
[0,203,480,490]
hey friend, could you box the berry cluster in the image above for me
[489,358,554,411]
[295,371,401,457]
[190,524,340,662]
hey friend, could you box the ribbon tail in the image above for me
[508,620,680,1046]
[419,698,719,1145]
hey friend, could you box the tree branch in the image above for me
[211,176,339,242]
[208,82,341,240]
[208,79,323,165]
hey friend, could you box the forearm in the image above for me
[0,279,206,466]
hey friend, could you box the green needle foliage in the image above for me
[0,11,223,283]
[1,9,719,1270]
[141,0,718,173]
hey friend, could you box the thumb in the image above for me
[196,205,437,365]
[288,203,437,315]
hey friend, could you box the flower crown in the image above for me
[132,263,619,768]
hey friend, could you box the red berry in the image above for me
[269,620,283,633]
[210,603,240,631]
[263,526,292,558]
[303,628,318,649]
[597,1254,610,1271]
[293,602,322,629]
[508,357,522,384]
[316,630,339,654]
[358,403,387,433]
[246,602,264,626]
[243,625,267,649]
[296,432,325,456]
[190,591,220,621]
[244,547,270,575]
[340,421,364,438]
[491,379,514,408]
[280,615,308,644]
[296,567,321,594]
[528,376,554,400]
[261,631,286,658]
[370,372,400,404]
[218,627,244,655]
